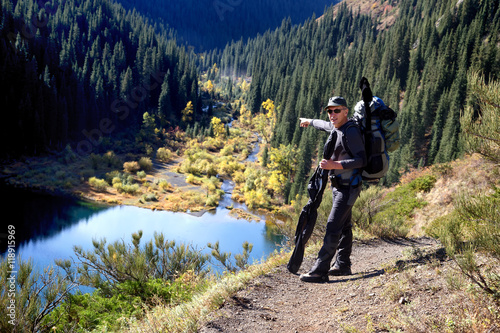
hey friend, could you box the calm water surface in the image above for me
[1,183,284,275]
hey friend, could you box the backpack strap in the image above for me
[340,121,356,158]
[336,121,363,187]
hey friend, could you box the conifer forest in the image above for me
[3,0,498,201]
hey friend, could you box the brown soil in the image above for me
[198,237,475,333]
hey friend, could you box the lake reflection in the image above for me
[1,186,283,273]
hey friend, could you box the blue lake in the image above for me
[0,184,285,277]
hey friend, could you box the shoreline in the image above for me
[0,170,271,221]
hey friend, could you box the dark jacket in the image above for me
[287,119,366,274]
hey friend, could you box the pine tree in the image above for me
[158,70,173,126]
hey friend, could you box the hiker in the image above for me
[298,96,366,283]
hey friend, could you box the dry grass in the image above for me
[122,249,294,333]
[122,242,323,333]
[408,154,497,237]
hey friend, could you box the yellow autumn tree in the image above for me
[267,170,286,196]
[258,99,277,142]
[211,63,219,76]
[262,99,275,119]
[238,78,250,93]
[268,144,299,179]
[205,80,214,94]
[210,116,225,138]
[182,101,194,123]
[239,104,252,127]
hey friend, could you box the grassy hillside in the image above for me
[121,153,499,332]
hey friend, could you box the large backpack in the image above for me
[343,96,400,181]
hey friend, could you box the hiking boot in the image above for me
[328,265,352,276]
[299,272,329,283]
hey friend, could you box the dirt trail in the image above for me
[199,237,459,333]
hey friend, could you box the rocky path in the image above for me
[199,237,459,333]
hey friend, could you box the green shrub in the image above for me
[367,181,428,237]
[88,177,108,191]
[0,256,77,332]
[4,231,254,333]
[45,290,143,332]
[186,174,197,184]
[112,176,122,185]
[409,175,437,192]
[87,152,122,170]
[352,186,383,230]
[220,145,234,156]
[158,179,171,191]
[46,270,208,332]
[432,163,453,177]
[347,175,436,238]
[157,147,173,162]
[208,241,254,272]
[137,170,147,180]
[205,194,219,207]
[89,153,102,170]
[123,161,140,173]
[102,151,122,168]
[79,168,95,179]
[141,193,157,202]
[105,170,121,184]
[113,183,139,194]
[425,211,464,253]
[55,170,66,179]
[72,231,210,294]
[63,144,77,164]
[430,188,500,301]
[179,160,201,175]
[139,157,153,171]
[218,157,243,176]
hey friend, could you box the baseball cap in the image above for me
[324,96,347,110]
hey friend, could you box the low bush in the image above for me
[428,187,500,302]
[367,180,430,237]
[158,179,172,191]
[88,177,108,191]
[137,170,147,180]
[409,174,436,192]
[141,193,158,202]
[157,147,173,162]
[88,151,122,170]
[220,145,234,156]
[352,186,383,230]
[43,232,212,332]
[123,161,140,173]
[139,157,153,171]
[113,183,139,194]
[0,256,78,332]
[105,170,121,184]
[186,174,197,184]
[102,151,123,168]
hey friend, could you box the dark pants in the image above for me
[309,187,355,275]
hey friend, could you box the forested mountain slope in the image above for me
[117,0,341,51]
[210,0,500,201]
[0,0,200,157]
